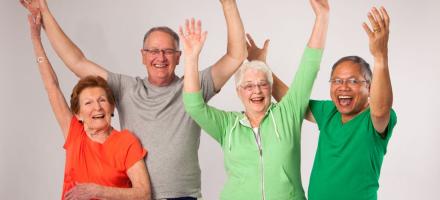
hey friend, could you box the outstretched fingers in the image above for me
[371,7,385,31]
[362,22,373,38]
[246,33,257,48]
[380,7,390,29]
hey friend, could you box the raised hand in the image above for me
[246,33,270,62]
[20,0,40,23]
[363,7,390,59]
[310,0,330,17]
[179,18,208,59]
[20,0,48,12]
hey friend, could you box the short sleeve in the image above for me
[123,131,148,169]
[199,66,217,102]
[107,71,139,105]
[309,100,333,129]
[63,116,83,149]
[374,109,397,153]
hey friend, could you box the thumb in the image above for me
[263,39,270,51]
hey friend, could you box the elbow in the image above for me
[226,46,248,63]
[144,189,152,200]
[135,187,151,200]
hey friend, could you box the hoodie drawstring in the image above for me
[228,117,240,151]
[269,109,280,141]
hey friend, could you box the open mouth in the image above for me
[92,114,105,120]
[153,63,168,68]
[250,97,264,104]
[338,95,353,106]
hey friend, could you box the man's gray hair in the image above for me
[234,60,273,88]
[143,26,180,49]
[331,56,372,82]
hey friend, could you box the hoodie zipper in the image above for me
[253,128,265,200]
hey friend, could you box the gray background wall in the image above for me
[1,0,439,199]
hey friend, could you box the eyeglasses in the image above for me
[329,78,369,86]
[142,48,181,56]
[240,81,270,92]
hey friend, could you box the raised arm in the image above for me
[181,19,208,93]
[245,33,290,103]
[27,14,72,139]
[307,0,329,49]
[363,7,393,134]
[21,0,108,79]
[246,0,329,122]
[210,0,247,92]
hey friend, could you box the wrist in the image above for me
[221,0,237,9]
[373,55,388,63]
[36,56,46,63]
[315,14,330,22]
[184,54,200,61]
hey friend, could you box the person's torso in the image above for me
[220,104,306,200]
[309,101,391,200]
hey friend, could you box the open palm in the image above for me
[179,18,207,58]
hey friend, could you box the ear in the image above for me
[236,87,243,98]
[175,51,182,65]
[141,49,147,65]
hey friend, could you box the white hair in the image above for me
[234,60,273,88]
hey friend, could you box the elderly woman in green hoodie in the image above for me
[181,0,329,199]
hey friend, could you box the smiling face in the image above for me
[76,87,114,133]
[142,30,181,86]
[237,69,272,117]
[330,61,370,121]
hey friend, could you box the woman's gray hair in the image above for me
[234,60,273,88]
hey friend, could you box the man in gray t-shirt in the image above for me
[26,0,247,199]
[107,68,215,198]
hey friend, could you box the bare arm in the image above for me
[21,0,108,79]
[210,0,247,92]
[65,160,151,200]
[363,7,393,134]
[27,14,72,139]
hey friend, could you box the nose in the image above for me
[94,101,103,110]
[336,83,351,91]
[158,50,167,60]
[252,85,262,93]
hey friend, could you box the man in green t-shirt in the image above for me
[247,6,396,200]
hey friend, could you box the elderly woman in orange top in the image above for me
[24,9,152,200]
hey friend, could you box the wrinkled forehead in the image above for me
[144,31,179,49]
[79,87,107,100]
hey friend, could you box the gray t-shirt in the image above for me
[107,67,216,199]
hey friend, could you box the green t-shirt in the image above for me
[308,100,397,200]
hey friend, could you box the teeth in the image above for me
[338,96,352,99]
[92,114,104,119]
[251,97,263,101]
[154,64,167,68]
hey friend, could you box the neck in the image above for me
[341,104,370,123]
[245,112,265,128]
[85,126,112,143]
[148,74,176,87]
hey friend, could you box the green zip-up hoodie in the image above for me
[183,47,323,200]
